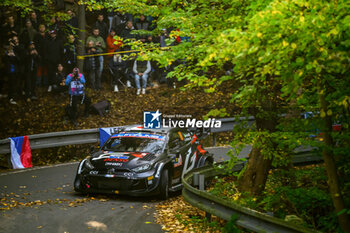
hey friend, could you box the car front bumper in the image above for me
[79,170,161,197]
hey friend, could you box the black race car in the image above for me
[74,125,213,199]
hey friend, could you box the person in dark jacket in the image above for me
[65,9,78,35]
[63,34,77,73]
[134,15,150,42]
[53,63,66,93]
[111,12,127,36]
[84,40,100,90]
[29,11,40,31]
[24,41,40,101]
[121,21,135,40]
[94,14,108,40]
[9,35,25,97]
[46,29,63,92]
[4,40,21,105]
[19,19,38,49]
[1,15,19,43]
[109,52,127,92]
[34,24,49,86]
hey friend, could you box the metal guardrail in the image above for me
[0,116,251,154]
[0,128,109,154]
[182,161,321,233]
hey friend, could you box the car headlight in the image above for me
[132,164,151,173]
[84,158,94,170]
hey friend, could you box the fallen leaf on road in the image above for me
[86,221,107,231]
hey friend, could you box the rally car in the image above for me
[74,125,213,199]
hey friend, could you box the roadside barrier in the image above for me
[182,161,321,233]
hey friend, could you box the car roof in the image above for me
[121,125,174,134]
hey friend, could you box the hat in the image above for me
[49,30,56,34]
[28,41,35,45]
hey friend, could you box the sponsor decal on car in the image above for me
[173,155,183,167]
[104,158,129,162]
[104,155,129,162]
[111,133,165,141]
[105,162,123,166]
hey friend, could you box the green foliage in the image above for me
[210,166,343,232]
[223,214,241,233]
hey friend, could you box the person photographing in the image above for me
[64,67,91,126]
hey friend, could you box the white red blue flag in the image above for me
[99,127,122,147]
[9,136,33,169]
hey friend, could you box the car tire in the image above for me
[74,175,85,193]
[159,169,169,200]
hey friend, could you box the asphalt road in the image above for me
[0,146,247,233]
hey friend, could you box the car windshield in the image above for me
[102,132,165,154]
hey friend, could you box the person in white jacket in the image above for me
[133,57,151,95]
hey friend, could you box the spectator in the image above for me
[53,63,66,93]
[1,15,19,43]
[146,35,154,44]
[64,67,91,126]
[9,35,25,96]
[109,52,127,92]
[65,9,78,34]
[86,28,105,90]
[63,34,77,73]
[133,54,151,95]
[48,16,63,40]
[134,15,150,42]
[106,9,116,33]
[4,40,21,105]
[24,41,40,101]
[19,19,38,48]
[106,28,122,57]
[111,12,127,36]
[84,40,100,90]
[34,24,49,86]
[46,30,63,92]
[121,21,135,40]
[29,11,40,30]
[94,14,108,40]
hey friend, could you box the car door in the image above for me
[168,130,187,183]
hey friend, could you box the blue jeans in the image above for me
[108,16,113,33]
[134,74,148,89]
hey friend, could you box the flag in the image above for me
[9,136,32,169]
[99,127,121,147]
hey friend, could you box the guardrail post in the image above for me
[212,134,217,146]
[199,174,212,222]
[193,172,199,187]
[7,153,12,169]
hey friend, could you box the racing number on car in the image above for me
[182,147,196,177]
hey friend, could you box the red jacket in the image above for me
[106,35,122,56]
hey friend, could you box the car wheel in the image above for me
[74,175,85,193]
[159,169,169,200]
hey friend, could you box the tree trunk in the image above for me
[238,113,277,196]
[238,146,273,195]
[319,91,350,232]
[77,3,86,72]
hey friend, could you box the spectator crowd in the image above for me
[0,8,176,111]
